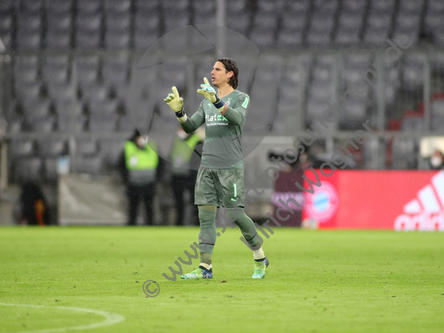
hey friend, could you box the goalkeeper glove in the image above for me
[197,77,225,111]
[164,86,187,123]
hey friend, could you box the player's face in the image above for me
[211,61,233,88]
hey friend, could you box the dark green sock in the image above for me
[198,207,217,265]
[228,209,262,250]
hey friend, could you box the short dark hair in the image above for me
[217,58,239,89]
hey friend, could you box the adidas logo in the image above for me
[394,170,444,232]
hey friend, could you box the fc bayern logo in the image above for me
[304,181,339,223]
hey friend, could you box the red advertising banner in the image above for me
[300,169,444,231]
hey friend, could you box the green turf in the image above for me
[0,226,443,333]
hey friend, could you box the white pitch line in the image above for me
[0,303,125,333]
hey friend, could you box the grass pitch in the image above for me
[0,226,443,333]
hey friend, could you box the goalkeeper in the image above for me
[164,58,269,279]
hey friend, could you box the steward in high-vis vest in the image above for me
[118,129,161,226]
[170,127,203,226]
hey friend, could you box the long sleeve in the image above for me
[181,102,205,133]
[222,93,249,125]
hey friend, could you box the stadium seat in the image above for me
[105,11,131,32]
[104,0,131,13]
[192,0,216,24]
[0,13,12,31]
[118,113,134,131]
[135,0,159,11]
[402,54,426,92]
[245,66,278,132]
[80,83,109,103]
[26,115,56,133]
[363,27,390,45]
[38,138,68,157]
[44,157,59,183]
[75,30,101,50]
[17,11,42,31]
[74,11,102,50]
[75,138,98,156]
[14,81,42,101]
[370,0,396,13]
[401,115,424,132]
[48,82,78,104]
[45,0,73,14]
[10,138,36,157]
[13,157,43,183]
[105,30,131,50]
[286,0,309,12]
[280,10,307,30]
[345,54,372,69]
[16,30,41,50]
[46,11,72,31]
[398,0,425,14]
[75,11,102,31]
[227,0,248,12]
[250,28,275,48]
[134,10,160,49]
[342,0,366,13]
[21,98,52,118]
[88,99,118,116]
[277,28,304,48]
[338,100,368,130]
[0,0,13,13]
[8,115,24,133]
[88,113,118,131]
[275,67,303,134]
[428,0,444,11]
[369,12,392,29]
[431,114,444,131]
[391,138,417,169]
[102,56,129,86]
[14,56,39,83]
[42,56,70,83]
[163,12,190,33]
[226,12,250,35]
[73,155,103,175]
[252,12,279,30]
[57,114,86,132]
[75,56,100,87]
[45,29,72,50]
[76,0,101,13]
[161,0,189,11]
[99,138,125,168]
[19,0,43,12]
[0,30,12,49]
[335,28,360,45]
[55,100,83,117]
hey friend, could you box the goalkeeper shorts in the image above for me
[194,168,245,208]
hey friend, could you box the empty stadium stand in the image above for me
[1,0,444,187]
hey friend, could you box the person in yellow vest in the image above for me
[170,126,204,225]
[118,129,160,226]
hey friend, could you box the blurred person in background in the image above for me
[118,129,161,226]
[19,182,49,226]
[169,126,204,226]
[429,149,444,170]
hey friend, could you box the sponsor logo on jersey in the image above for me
[394,171,444,231]
[205,114,228,123]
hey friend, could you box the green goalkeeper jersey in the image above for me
[181,89,250,169]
